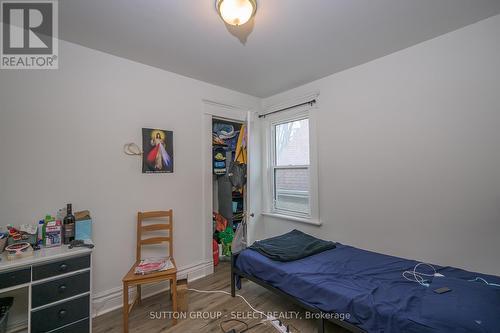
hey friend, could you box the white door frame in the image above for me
[201,100,249,270]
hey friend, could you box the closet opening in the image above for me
[211,117,247,264]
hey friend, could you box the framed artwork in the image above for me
[142,128,174,173]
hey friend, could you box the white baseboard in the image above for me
[92,260,214,317]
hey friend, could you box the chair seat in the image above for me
[123,258,177,284]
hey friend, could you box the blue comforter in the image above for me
[235,244,500,333]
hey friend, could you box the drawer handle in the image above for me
[58,284,67,293]
[58,309,67,318]
[59,264,68,272]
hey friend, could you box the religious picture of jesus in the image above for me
[142,128,174,173]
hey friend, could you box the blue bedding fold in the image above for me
[235,244,500,333]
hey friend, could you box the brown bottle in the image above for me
[63,203,75,244]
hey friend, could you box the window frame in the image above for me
[271,115,311,217]
[263,103,320,225]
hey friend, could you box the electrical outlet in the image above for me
[267,316,289,333]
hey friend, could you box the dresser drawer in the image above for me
[48,318,89,333]
[32,271,90,308]
[0,267,31,289]
[31,295,89,333]
[33,255,90,280]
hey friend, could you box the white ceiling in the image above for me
[59,0,500,97]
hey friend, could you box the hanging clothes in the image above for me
[234,124,247,164]
[228,161,246,189]
[217,174,233,226]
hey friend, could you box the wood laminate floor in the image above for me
[93,262,350,333]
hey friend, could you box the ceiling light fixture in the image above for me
[216,0,257,26]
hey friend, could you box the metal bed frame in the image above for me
[231,253,367,333]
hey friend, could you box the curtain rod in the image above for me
[258,99,316,118]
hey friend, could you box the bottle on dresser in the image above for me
[63,203,76,244]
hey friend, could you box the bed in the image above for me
[231,239,500,333]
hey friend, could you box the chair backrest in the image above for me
[136,210,173,261]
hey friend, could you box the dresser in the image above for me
[0,246,93,333]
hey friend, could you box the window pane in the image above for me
[274,168,309,214]
[275,118,309,166]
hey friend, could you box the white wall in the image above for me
[0,40,260,312]
[260,15,500,276]
[1,14,499,316]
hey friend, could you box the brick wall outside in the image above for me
[275,168,309,192]
[275,119,310,193]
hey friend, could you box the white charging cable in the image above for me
[468,277,500,288]
[402,263,443,287]
[187,288,294,332]
[187,288,267,317]
[404,263,500,290]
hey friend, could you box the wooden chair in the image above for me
[122,210,177,333]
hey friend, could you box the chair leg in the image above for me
[136,285,142,305]
[169,280,172,300]
[171,277,178,325]
[123,283,129,333]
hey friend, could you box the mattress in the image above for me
[235,244,500,333]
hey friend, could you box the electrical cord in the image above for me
[188,288,289,332]
[241,322,264,332]
[402,263,441,287]
[220,319,248,333]
[187,288,267,317]
[404,263,500,289]
[468,277,500,288]
[219,319,264,333]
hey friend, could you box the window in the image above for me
[272,117,311,217]
[262,96,320,225]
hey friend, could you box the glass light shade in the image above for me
[217,0,256,26]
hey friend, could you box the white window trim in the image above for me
[261,99,320,226]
